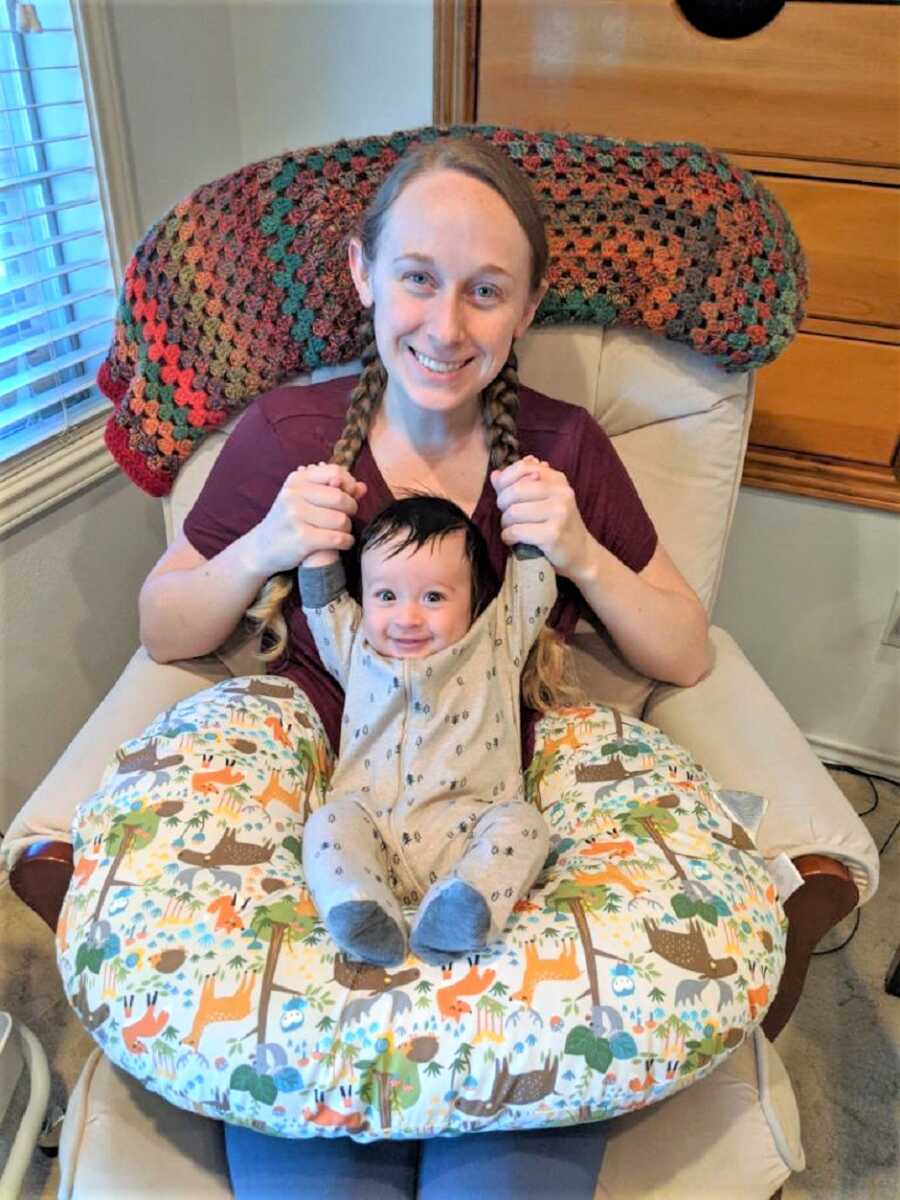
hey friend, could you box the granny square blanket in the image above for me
[58,690,786,1139]
[100,124,807,496]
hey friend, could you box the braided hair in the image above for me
[243,311,387,660]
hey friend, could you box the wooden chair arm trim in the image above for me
[9,840,74,934]
[762,854,859,1041]
[792,853,856,882]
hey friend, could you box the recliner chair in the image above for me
[6,321,878,1199]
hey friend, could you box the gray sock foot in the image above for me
[410,880,491,967]
[328,900,407,967]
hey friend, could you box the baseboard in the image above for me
[807,734,900,783]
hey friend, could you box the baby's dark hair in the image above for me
[359,495,496,620]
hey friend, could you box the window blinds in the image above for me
[0,0,116,463]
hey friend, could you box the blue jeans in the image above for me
[225,1122,608,1200]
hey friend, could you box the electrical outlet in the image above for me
[881,590,900,649]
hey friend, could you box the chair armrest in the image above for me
[760,854,859,1040]
[9,841,73,934]
[1,647,230,875]
[644,626,872,1039]
[644,626,879,904]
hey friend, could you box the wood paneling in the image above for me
[434,0,479,124]
[760,177,900,329]
[732,155,900,190]
[753,334,899,466]
[743,447,899,512]
[802,319,900,348]
[478,1,900,167]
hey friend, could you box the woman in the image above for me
[139,135,712,1200]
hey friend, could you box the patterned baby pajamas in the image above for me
[299,546,555,966]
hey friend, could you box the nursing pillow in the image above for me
[57,680,785,1138]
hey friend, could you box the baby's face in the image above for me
[361,531,473,658]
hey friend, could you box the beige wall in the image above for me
[1,477,167,829]
[110,0,244,229]
[228,0,434,159]
[713,490,900,778]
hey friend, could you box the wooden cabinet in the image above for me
[435,0,900,510]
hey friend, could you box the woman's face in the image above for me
[348,168,547,420]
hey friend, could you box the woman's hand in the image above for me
[494,458,712,687]
[491,456,591,578]
[252,462,367,576]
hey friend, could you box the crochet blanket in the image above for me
[100,124,808,496]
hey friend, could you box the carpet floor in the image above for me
[1,768,897,1199]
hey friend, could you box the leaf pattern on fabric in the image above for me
[58,683,786,1138]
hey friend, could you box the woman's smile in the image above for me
[408,346,474,379]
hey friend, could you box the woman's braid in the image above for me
[481,344,521,470]
[247,315,386,663]
[485,342,582,713]
[331,316,387,468]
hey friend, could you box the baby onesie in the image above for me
[299,545,555,966]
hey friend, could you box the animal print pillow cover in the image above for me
[57,678,785,1138]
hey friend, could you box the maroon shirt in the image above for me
[183,378,658,762]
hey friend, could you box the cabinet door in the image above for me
[477,0,899,168]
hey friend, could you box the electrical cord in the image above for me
[811,762,898,957]
[823,762,881,817]
[878,814,900,857]
[812,909,861,957]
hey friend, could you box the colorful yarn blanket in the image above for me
[100,124,808,497]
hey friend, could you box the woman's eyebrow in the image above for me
[393,252,512,279]
[394,253,431,263]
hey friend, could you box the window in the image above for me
[0,0,117,467]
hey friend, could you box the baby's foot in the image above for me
[328,900,408,967]
[410,880,491,967]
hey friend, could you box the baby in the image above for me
[298,491,558,967]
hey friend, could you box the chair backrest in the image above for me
[164,325,752,714]
[515,325,753,613]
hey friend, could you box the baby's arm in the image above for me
[497,546,558,666]
[298,559,360,689]
[296,466,364,685]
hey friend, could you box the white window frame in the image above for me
[0,0,140,537]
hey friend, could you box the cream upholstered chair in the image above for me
[6,324,879,1199]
